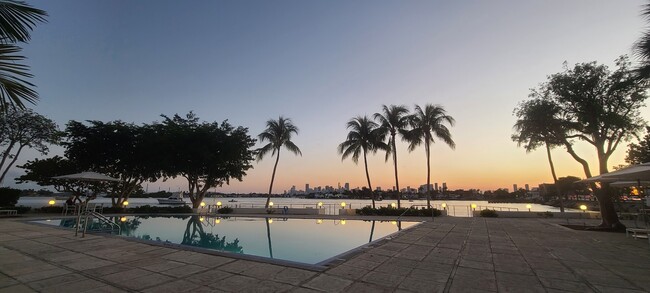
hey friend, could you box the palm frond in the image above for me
[0,0,47,44]
[0,44,35,110]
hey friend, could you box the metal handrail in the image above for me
[75,210,121,237]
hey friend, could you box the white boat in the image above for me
[157,192,187,205]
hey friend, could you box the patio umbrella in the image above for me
[609,181,650,187]
[580,162,650,183]
[52,171,120,182]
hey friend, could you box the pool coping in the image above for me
[22,213,425,272]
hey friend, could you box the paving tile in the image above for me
[120,273,174,291]
[303,274,353,292]
[238,262,285,279]
[14,268,71,283]
[345,281,393,293]
[141,279,201,293]
[208,274,259,292]
[360,271,406,287]
[185,270,234,286]
[272,267,317,285]
[325,264,369,280]
[398,277,446,293]
[101,268,152,283]
[539,277,594,292]
[25,274,83,291]
[0,284,37,293]
[218,260,258,274]
[159,264,208,278]
[40,278,107,293]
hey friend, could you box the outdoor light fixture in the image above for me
[199,217,204,222]
[269,202,274,207]
[317,202,323,208]
[391,221,397,225]
[471,203,477,210]
[341,202,346,208]
[316,219,323,224]
[215,219,221,224]
[120,217,127,222]
[48,200,55,205]
[216,201,222,207]
[526,204,532,212]
[580,205,587,212]
[200,202,206,207]
[122,201,129,206]
[340,220,346,225]
[391,203,396,208]
[441,203,447,209]
[268,219,273,224]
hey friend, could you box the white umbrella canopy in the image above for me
[580,162,650,183]
[52,171,121,182]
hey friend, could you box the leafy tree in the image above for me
[626,126,650,165]
[556,176,588,201]
[512,98,566,210]
[404,104,456,208]
[0,108,60,184]
[64,120,163,207]
[15,156,105,200]
[156,113,255,209]
[374,104,410,208]
[524,56,648,229]
[0,0,47,110]
[338,116,387,208]
[182,216,243,253]
[256,117,302,208]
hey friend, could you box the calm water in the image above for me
[19,196,576,217]
[34,216,417,265]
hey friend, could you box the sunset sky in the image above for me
[6,0,650,193]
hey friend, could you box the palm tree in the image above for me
[257,116,302,208]
[373,105,410,208]
[512,98,566,210]
[0,1,47,110]
[405,104,456,208]
[338,116,387,208]
[635,3,650,79]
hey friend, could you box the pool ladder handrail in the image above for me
[75,210,121,237]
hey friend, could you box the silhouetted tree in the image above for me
[338,116,387,208]
[0,108,59,184]
[257,117,301,208]
[626,126,650,165]
[404,104,456,208]
[635,3,650,79]
[374,104,410,208]
[523,57,648,229]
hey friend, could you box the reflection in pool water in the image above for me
[38,216,417,264]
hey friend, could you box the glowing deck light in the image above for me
[340,202,346,208]
[580,205,587,212]
[267,219,273,224]
[269,202,274,207]
[48,200,55,205]
[390,203,396,208]
[216,201,222,207]
[441,203,447,209]
[391,221,397,225]
[340,220,346,225]
[200,202,206,207]
[199,217,204,222]
[316,219,323,224]
[317,202,323,208]
[122,201,129,206]
[526,204,532,212]
[120,217,127,222]
[470,203,477,210]
[215,219,221,224]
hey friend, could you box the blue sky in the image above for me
[7,0,650,193]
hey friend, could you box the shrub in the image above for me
[479,209,498,217]
[356,206,442,217]
[218,206,233,214]
[35,206,63,213]
[0,187,21,206]
[131,205,192,214]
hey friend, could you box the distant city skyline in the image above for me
[2,1,649,194]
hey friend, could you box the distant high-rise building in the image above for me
[305,183,310,193]
[376,186,382,191]
[442,182,447,190]
[525,184,530,191]
[344,182,350,191]
[513,184,518,191]
[434,183,439,191]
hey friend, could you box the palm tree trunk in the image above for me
[545,143,563,212]
[266,218,273,258]
[369,220,375,243]
[363,149,375,208]
[266,150,281,208]
[392,135,400,208]
[425,140,431,208]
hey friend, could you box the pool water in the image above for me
[35,216,418,265]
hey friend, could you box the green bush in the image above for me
[479,209,498,217]
[35,206,63,213]
[0,187,21,206]
[356,206,442,217]
[218,206,233,214]
[131,205,193,214]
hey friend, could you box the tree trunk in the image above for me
[369,220,375,243]
[0,144,23,184]
[545,143,563,212]
[363,149,374,208]
[266,150,281,208]
[0,141,16,184]
[425,140,431,208]
[596,150,624,230]
[392,135,401,208]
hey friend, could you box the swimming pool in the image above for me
[34,216,418,265]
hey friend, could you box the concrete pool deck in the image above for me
[1,216,649,292]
